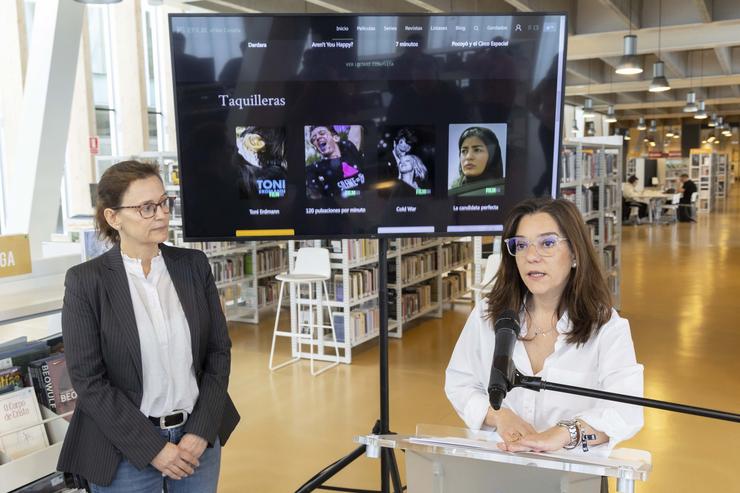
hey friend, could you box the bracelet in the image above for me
[556,419,581,449]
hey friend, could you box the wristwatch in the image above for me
[556,419,581,450]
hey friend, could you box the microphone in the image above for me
[488,309,521,410]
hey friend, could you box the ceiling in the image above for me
[166,0,740,125]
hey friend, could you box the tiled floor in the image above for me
[221,192,740,492]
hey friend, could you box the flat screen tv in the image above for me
[169,13,567,241]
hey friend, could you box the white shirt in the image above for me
[445,301,644,452]
[622,182,638,201]
[122,251,199,417]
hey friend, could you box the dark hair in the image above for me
[457,127,503,183]
[628,175,638,184]
[680,173,689,179]
[95,160,161,244]
[395,128,418,147]
[485,198,613,346]
[235,126,287,197]
[308,125,337,136]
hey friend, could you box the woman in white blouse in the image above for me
[445,198,643,454]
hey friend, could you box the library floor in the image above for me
[220,194,740,493]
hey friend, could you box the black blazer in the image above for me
[57,243,240,486]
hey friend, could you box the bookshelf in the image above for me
[716,153,729,199]
[286,238,472,363]
[560,138,623,309]
[690,149,717,213]
[663,158,689,192]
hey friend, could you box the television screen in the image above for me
[169,13,567,240]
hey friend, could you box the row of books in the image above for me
[0,336,75,465]
[394,251,438,284]
[603,245,618,270]
[332,306,379,343]
[332,267,378,302]
[440,242,471,270]
[209,256,245,284]
[398,237,438,252]
[389,282,435,321]
[257,279,281,307]
[246,247,287,275]
[561,149,619,183]
[328,239,378,262]
[561,187,596,214]
[443,271,469,300]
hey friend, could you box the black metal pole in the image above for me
[514,372,740,423]
[378,237,390,493]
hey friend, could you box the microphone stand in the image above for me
[512,370,740,423]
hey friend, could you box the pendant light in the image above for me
[666,127,674,138]
[616,0,643,75]
[649,119,658,133]
[571,118,579,135]
[683,90,698,113]
[624,130,631,141]
[637,117,647,131]
[583,98,595,119]
[694,100,708,119]
[606,105,618,123]
[708,113,718,127]
[649,1,671,92]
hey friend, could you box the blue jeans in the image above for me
[90,425,221,493]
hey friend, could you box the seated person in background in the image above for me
[445,198,643,454]
[622,175,648,220]
[677,173,697,222]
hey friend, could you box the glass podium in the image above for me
[355,424,651,493]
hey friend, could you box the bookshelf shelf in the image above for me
[561,138,623,309]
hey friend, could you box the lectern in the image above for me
[356,425,651,493]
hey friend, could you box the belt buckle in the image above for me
[160,410,188,430]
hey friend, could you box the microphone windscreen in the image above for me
[494,309,520,335]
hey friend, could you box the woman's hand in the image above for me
[486,407,536,443]
[496,425,571,453]
[178,433,208,461]
[151,442,199,480]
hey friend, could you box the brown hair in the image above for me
[485,198,613,346]
[95,160,161,244]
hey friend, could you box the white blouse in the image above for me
[445,300,644,451]
[122,251,199,417]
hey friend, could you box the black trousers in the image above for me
[626,201,649,219]
[677,201,694,222]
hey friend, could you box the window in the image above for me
[143,6,164,151]
[87,5,117,162]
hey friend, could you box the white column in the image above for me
[0,0,29,199]
[6,0,84,259]
[65,13,96,218]
[109,0,148,155]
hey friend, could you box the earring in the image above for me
[571,261,577,268]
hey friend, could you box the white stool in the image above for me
[269,247,339,376]
[470,253,501,296]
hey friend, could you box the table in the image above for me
[633,191,681,223]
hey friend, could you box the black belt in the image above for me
[149,410,188,429]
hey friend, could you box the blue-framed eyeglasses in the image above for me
[504,234,569,257]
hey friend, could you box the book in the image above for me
[9,471,69,493]
[29,355,77,419]
[0,367,23,395]
[0,387,49,462]
[0,341,51,387]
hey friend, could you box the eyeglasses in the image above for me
[112,196,174,219]
[504,234,569,257]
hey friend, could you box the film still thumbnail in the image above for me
[376,125,434,198]
[305,125,366,199]
[447,124,507,198]
[234,126,287,200]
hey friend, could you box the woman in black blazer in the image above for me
[58,161,239,492]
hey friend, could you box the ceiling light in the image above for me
[683,91,698,113]
[582,98,595,119]
[605,105,618,123]
[649,119,658,133]
[571,118,579,135]
[616,35,643,75]
[649,61,671,92]
[708,113,717,127]
[707,135,716,143]
[694,100,708,119]
[637,117,647,131]
[666,128,674,138]
[624,132,631,141]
